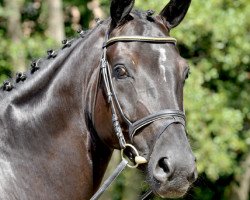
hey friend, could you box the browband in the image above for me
[103,36,177,48]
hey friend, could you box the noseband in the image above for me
[101,35,186,149]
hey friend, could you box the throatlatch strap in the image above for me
[104,36,177,47]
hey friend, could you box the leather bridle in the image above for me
[91,34,187,200]
[101,35,186,149]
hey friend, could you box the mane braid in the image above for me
[0,20,105,95]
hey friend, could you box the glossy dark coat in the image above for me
[0,0,196,199]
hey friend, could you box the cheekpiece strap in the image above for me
[103,36,177,48]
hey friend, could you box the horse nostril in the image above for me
[154,157,174,183]
[158,157,173,180]
[187,170,198,183]
[158,157,171,174]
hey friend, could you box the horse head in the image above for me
[94,0,197,198]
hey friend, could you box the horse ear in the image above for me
[160,0,191,29]
[110,0,135,27]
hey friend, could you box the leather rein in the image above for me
[90,35,186,200]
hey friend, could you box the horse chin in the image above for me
[148,178,190,199]
[156,189,188,199]
[146,166,190,199]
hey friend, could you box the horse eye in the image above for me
[113,65,128,79]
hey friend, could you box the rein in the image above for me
[91,35,186,200]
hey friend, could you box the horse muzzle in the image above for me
[147,124,197,198]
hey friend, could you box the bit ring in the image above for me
[121,144,140,168]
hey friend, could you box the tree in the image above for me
[4,0,26,72]
[229,154,250,200]
[87,0,105,27]
[45,0,65,43]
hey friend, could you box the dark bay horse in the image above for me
[0,0,197,199]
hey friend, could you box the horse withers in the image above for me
[0,0,197,199]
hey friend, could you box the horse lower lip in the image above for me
[153,186,188,198]
[147,174,190,198]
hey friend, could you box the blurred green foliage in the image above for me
[0,0,249,199]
